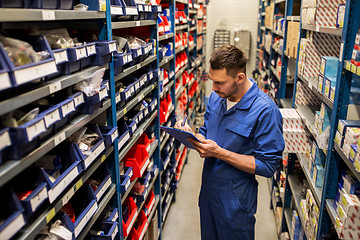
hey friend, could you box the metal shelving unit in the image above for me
[112,20,156,29]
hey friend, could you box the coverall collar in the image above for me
[221,78,259,111]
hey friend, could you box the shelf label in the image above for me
[316,26,320,32]
[127,54,133,62]
[47,166,78,203]
[101,154,107,163]
[123,108,127,115]
[76,179,83,191]
[42,10,55,21]
[111,130,118,143]
[54,131,66,146]
[138,5,143,11]
[49,82,62,94]
[44,108,61,128]
[0,72,11,91]
[136,21,141,27]
[346,62,351,71]
[136,64,142,70]
[99,87,108,101]
[26,119,46,142]
[54,50,68,64]
[111,225,119,240]
[351,64,357,73]
[118,132,130,149]
[357,66,360,76]
[96,177,111,200]
[116,93,121,104]
[123,55,127,64]
[46,208,56,223]
[75,47,87,60]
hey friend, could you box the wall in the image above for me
[204,0,259,96]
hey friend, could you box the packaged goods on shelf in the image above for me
[265,2,274,28]
[291,210,302,240]
[295,81,321,106]
[286,21,300,59]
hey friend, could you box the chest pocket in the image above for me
[223,120,253,153]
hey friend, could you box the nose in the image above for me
[212,83,218,92]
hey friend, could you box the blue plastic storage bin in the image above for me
[133,3,146,21]
[38,104,62,141]
[149,165,159,179]
[80,0,106,11]
[82,84,108,114]
[120,81,135,103]
[99,126,118,147]
[113,0,138,16]
[0,44,13,92]
[128,109,143,126]
[67,91,85,120]
[0,0,30,8]
[81,42,97,69]
[138,74,147,89]
[9,115,46,147]
[13,168,48,216]
[65,45,87,74]
[93,41,117,66]
[148,98,158,113]
[113,52,128,75]
[0,188,26,240]
[69,125,105,170]
[38,151,83,203]
[1,36,57,87]
[90,221,119,240]
[88,164,112,201]
[131,47,142,64]
[61,184,98,238]
[0,128,12,164]
[147,71,154,86]
[161,149,170,171]
[54,97,76,131]
[104,208,119,223]
[126,120,137,136]
[120,174,131,194]
[148,5,161,20]
[118,119,131,150]
[47,48,68,79]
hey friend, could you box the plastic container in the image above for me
[126,119,137,136]
[148,5,161,20]
[61,184,98,238]
[0,44,14,92]
[161,149,171,171]
[88,164,112,201]
[1,36,57,87]
[13,167,48,216]
[54,98,76,132]
[47,48,68,79]
[64,45,87,74]
[99,126,118,147]
[82,84,108,114]
[0,128,11,164]
[122,197,138,237]
[137,133,150,153]
[67,91,85,120]
[117,119,131,150]
[128,211,148,240]
[37,104,62,141]
[69,125,105,170]
[0,188,26,240]
[81,42,97,69]
[93,41,117,66]
[143,190,155,216]
[90,221,119,240]
[124,144,150,180]
[104,208,119,223]
[38,151,82,203]
[113,52,128,75]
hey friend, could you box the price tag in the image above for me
[339,42,344,62]
[49,82,61,94]
[111,6,123,15]
[124,108,128,115]
[357,66,360,76]
[136,21,141,27]
[109,42,117,52]
[123,55,127,64]
[42,10,55,21]
[54,131,66,147]
[87,44,96,55]
[46,208,56,223]
[138,5,143,11]
[0,130,11,150]
[26,120,46,142]
[316,26,320,32]
[128,54,133,62]
[76,179,83,190]
[137,64,141,70]
[346,62,351,70]
[351,64,357,73]
[101,155,106,162]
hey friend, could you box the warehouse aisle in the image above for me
[162,150,278,240]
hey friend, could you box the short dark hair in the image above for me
[210,44,247,78]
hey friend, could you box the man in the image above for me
[175,45,285,240]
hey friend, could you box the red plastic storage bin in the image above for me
[124,144,150,181]
[128,211,148,240]
[122,197,138,237]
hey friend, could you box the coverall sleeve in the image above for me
[198,92,214,138]
[253,108,285,178]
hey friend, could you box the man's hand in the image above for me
[174,120,193,133]
[188,138,222,158]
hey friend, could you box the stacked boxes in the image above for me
[336,120,360,169]
[295,81,321,106]
[298,33,341,79]
[280,109,311,153]
[286,21,300,59]
[314,102,331,135]
[301,0,346,28]
[290,210,302,240]
[333,171,360,239]
[299,189,320,240]
[309,140,326,188]
[318,56,339,101]
[265,2,274,28]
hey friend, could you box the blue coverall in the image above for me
[198,79,285,240]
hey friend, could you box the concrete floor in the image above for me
[162,150,278,240]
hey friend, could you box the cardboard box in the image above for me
[345,127,360,146]
[148,210,158,240]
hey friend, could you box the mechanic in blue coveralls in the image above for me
[175,45,285,240]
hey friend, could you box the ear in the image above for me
[236,72,246,84]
